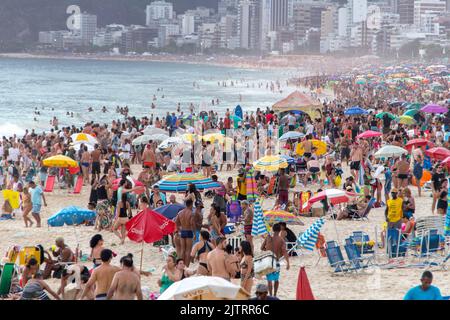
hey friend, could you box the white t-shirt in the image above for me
[8,148,19,162]
[121,143,131,160]
[306,123,314,135]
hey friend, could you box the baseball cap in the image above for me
[255,283,268,293]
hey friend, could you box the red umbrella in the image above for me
[425,147,450,161]
[296,266,315,300]
[405,138,434,151]
[303,189,358,211]
[356,130,382,139]
[442,156,450,169]
[126,208,176,270]
[112,177,145,194]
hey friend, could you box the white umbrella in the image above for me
[157,136,183,150]
[143,126,169,136]
[71,142,94,152]
[70,133,98,145]
[279,131,305,141]
[158,276,248,300]
[132,135,153,146]
[150,133,170,142]
[374,145,408,158]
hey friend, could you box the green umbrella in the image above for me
[376,112,396,120]
[406,102,423,109]
[403,109,418,117]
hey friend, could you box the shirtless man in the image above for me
[80,249,120,300]
[142,143,156,174]
[241,200,253,249]
[394,154,410,189]
[175,199,195,268]
[350,143,364,180]
[302,134,313,160]
[107,255,142,300]
[207,237,232,281]
[261,223,290,297]
[90,144,102,181]
[277,168,290,207]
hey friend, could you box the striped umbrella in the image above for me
[245,168,258,202]
[263,210,304,225]
[297,217,326,251]
[154,173,221,192]
[251,200,269,237]
[253,155,288,172]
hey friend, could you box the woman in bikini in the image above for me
[113,193,132,245]
[22,186,33,227]
[80,145,91,185]
[239,240,254,294]
[190,230,215,276]
[89,234,105,268]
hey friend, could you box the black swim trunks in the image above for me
[350,161,361,171]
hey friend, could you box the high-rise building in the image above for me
[121,27,159,53]
[270,0,289,31]
[293,2,311,44]
[182,14,196,35]
[260,0,272,51]
[414,0,446,28]
[338,6,349,37]
[321,6,337,38]
[238,0,261,50]
[349,0,368,24]
[74,13,97,45]
[398,0,415,24]
[146,1,174,25]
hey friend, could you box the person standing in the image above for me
[207,237,233,281]
[90,144,102,182]
[404,271,443,300]
[261,223,290,297]
[239,240,254,294]
[28,180,47,228]
[241,200,254,249]
[277,168,290,207]
[175,199,195,268]
[106,255,143,300]
[385,188,403,230]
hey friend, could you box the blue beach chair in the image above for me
[344,238,375,270]
[350,231,375,254]
[325,241,352,273]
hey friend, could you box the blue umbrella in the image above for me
[344,106,368,116]
[47,206,96,227]
[280,155,295,164]
[154,204,186,220]
[251,200,268,237]
[296,217,325,251]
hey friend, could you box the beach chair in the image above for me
[267,176,278,196]
[227,235,244,251]
[351,197,375,221]
[325,241,352,273]
[350,231,375,254]
[386,228,408,259]
[226,201,242,223]
[414,216,445,237]
[0,263,16,296]
[44,175,56,192]
[344,238,375,270]
[72,175,83,194]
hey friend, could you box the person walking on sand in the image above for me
[261,223,290,297]
[28,180,47,228]
[107,255,142,300]
[175,198,195,268]
[113,193,132,245]
[22,186,33,227]
[80,249,120,300]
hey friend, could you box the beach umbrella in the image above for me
[158,276,249,300]
[47,206,96,227]
[403,109,419,117]
[405,138,434,152]
[180,133,199,143]
[296,139,327,156]
[70,133,98,145]
[344,106,368,115]
[355,79,366,85]
[296,217,326,251]
[442,156,450,169]
[356,130,382,139]
[375,112,396,120]
[71,142,94,152]
[251,200,269,237]
[202,133,225,143]
[263,210,304,225]
[303,189,357,211]
[445,178,450,237]
[154,204,186,220]
[398,115,416,125]
[374,145,408,158]
[132,135,154,146]
[155,173,221,192]
[126,208,176,243]
[280,154,296,164]
[245,168,258,202]
[406,102,423,110]
[425,147,450,161]
[43,155,78,168]
[112,177,145,194]
[296,267,315,300]
[157,136,183,151]
[143,126,169,136]
[420,104,448,114]
[279,131,305,141]
[389,101,406,107]
[253,155,288,172]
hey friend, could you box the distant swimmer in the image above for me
[161,95,165,99]
[212,99,215,106]
[151,103,156,109]
[66,112,70,116]
[177,103,181,113]
[71,112,74,118]
[153,95,157,101]
[216,98,219,105]
[102,106,108,113]
[88,107,93,112]
[157,88,160,92]
[34,117,37,122]
[239,94,242,102]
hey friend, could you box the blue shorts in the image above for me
[266,262,281,282]
[32,204,41,214]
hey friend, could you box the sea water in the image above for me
[0,57,300,135]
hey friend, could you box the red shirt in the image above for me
[266,113,273,124]
[224,117,231,129]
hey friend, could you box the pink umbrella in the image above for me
[356,130,383,139]
[303,189,358,211]
[425,147,450,161]
[442,156,450,169]
[420,104,448,114]
[112,177,145,194]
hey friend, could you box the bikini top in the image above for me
[197,241,212,257]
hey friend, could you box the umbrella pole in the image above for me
[140,242,144,272]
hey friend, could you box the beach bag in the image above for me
[226,201,242,223]
[253,252,277,276]
[334,175,342,187]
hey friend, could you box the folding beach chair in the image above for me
[350,231,375,254]
[44,175,56,192]
[0,263,16,296]
[344,238,375,270]
[386,228,408,259]
[351,198,375,221]
[414,216,445,237]
[227,235,244,251]
[325,241,352,273]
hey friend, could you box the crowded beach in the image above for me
[0,61,449,300]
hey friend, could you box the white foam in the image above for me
[0,123,26,138]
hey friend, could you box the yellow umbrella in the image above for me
[181,133,199,143]
[43,155,78,168]
[202,133,225,143]
[70,133,98,145]
[398,115,416,125]
[296,139,327,156]
[253,155,288,172]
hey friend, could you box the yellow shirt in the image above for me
[387,198,403,223]
[237,177,246,195]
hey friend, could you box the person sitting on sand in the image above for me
[175,258,196,281]
[158,255,177,294]
[43,237,75,279]
[1,198,13,219]
[57,264,91,300]
[21,258,39,288]
[20,271,60,300]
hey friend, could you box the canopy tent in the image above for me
[272,91,323,119]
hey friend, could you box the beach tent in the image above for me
[272,91,323,119]
[234,105,243,120]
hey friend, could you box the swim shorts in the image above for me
[180,230,194,239]
[350,161,361,171]
[32,204,41,214]
[266,262,281,282]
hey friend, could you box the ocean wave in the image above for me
[0,123,26,137]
